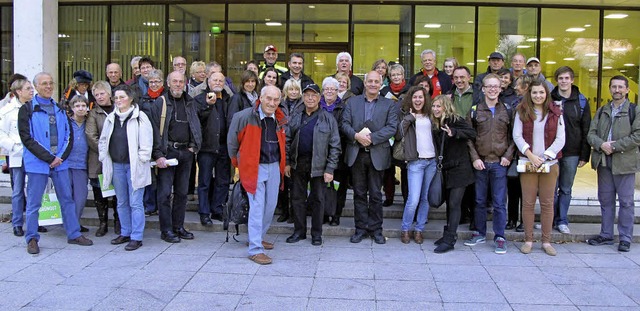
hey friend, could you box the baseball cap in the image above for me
[526,57,540,65]
[489,52,504,60]
[264,45,277,53]
[303,84,321,94]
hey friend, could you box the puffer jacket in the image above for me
[467,100,515,163]
[587,99,640,175]
[0,97,25,167]
[286,105,341,177]
[99,105,153,190]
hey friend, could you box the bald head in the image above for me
[364,71,382,98]
[106,63,122,85]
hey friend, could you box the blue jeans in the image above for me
[10,167,25,227]
[401,158,436,232]
[554,156,579,226]
[474,162,507,240]
[197,149,231,216]
[25,170,81,243]
[112,163,145,241]
[69,168,88,221]
[247,162,280,256]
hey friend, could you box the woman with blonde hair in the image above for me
[431,94,476,253]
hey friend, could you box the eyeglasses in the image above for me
[483,85,501,90]
[149,80,163,85]
[323,88,337,93]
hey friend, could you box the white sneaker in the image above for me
[534,223,542,229]
[558,224,571,234]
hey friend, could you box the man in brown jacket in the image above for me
[463,73,515,254]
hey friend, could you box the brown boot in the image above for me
[414,231,424,244]
[400,231,411,244]
[95,199,108,237]
[110,200,121,235]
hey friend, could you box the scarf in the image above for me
[245,91,258,105]
[320,96,342,113]
[115,106,134,126]
[148,86,164,99]
[390,81,406,94]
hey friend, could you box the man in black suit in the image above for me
[340,71,398,244]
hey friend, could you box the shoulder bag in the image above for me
[428,131,446,208]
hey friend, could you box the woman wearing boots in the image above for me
[431,95,476,253]
[99,84,153,251]
[86,81,120,237]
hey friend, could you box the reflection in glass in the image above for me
[168,4,225,70]
[603,10,639,104]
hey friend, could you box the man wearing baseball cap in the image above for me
[285,83,340,246]
[526,57,554,90]
[259,44,288,79]
[473,52,505,105]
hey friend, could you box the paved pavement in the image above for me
[1,221,639,310]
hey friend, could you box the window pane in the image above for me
[415,6,474,78]
[168,4,225,74]
[289,4,348,43]
[111,5,165,83]
[477,7,537,76]
[353,5,412,81]
[603,10,639,104]
[227,4,286,84]
[541,8,599,114]
[58,6,108,95]
[1,6,13,95]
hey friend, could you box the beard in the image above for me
[212,86,224,93]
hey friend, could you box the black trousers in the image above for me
[290,157,325,237]
[507,177,522,223]
[351,150,384,234]
[333,168,349,217]
[156,146,194,232]
[446,186,466,235]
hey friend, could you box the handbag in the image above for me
[392,138,405,161]
[507,157,519,178]
[428,131,446,208]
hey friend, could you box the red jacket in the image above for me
[227,100,287,194]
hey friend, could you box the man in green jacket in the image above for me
[586,75,640,252]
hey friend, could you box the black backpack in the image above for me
[223,181,250,242]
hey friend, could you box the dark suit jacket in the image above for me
[340,94,398,170]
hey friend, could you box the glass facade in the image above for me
[1,3,638,108]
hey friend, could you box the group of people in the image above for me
[0,46,637,265]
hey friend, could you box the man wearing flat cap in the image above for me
[473,52,505,105]
[259,44,288,79]
[285,83,341,246]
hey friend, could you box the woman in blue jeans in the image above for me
[99,85,153,251]
[397,86,436,244]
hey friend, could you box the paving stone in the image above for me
[165,292,241,311]
[316,261,374,279]
[485,266,550,283]
[62,266,138,288]
[442,302,512,310]
[496,281,572,305]
[308,298,376,310]
[377,301,443,311]
[526,251,589,267]
[430,264,493,283]
[245,275,313,298]
[92,288,175,311]
[5,262,81,285]
[372,247,427,264]
[436,281,506,304]
[28,285,114,310]
[375,279,441,302]
[121,269,195,291]
[236,296,308,311]
[182,272,252,294]
[559,283,637,306]
[373,262,432,281]
[540,266,611,285]
[424,248,481,265]
[319,246,373,262]
[310,278,374,300]
[575,253,639,268]
[200,256,261,275]
[256,258,319,278]
[594,267,640,285]
[0,281,54,308]
[511,305,578,311]
[144,253,210,272]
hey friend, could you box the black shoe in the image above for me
[37,226,48,233]
[124,240,143,251]
[174,227,194,240]
[312,236,322,246]
[434,242,454,253]
[350,230,367,243]
[329,216,340,226]
[13,226,24,237]
[587,236,614,246]
[505,220,516,230]
[323,215,330,224]
[210,213,223,222]
[382,199,393,207]
[618,241,631,252]
[434,237,444,246]
[372,232,386,244]
[277,213,288,223]
[111,235,131,245]
[200,214,213,226]
[459,217,470,225]
[145,210,158,216]
[286,233,307,243]
[161,231,181,243]
[515,223,524,232]
[80,226,89,233]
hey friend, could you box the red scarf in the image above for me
[148,86,164,99]
[390,81,406,94]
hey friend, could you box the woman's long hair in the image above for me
[431,94,459,129]
[401,86,431,115]
[517,79,551,123]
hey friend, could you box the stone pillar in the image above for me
[14,0,58,97]
[636,174,640,189]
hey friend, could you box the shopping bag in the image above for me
[98,174,116,197]
[39,192,63,226]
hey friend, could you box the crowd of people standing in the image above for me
[0,46,638,265]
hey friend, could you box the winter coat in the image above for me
[0,97,25,167]
[433,116,476,189]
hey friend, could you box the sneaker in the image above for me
[494,237,507,254]
[557,224,571,234]
[463,232,486,246]
[618,241,631,252]
[587,236,614,246]
[68,235,93,246]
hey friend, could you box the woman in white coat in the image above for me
[99,84,153,251]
